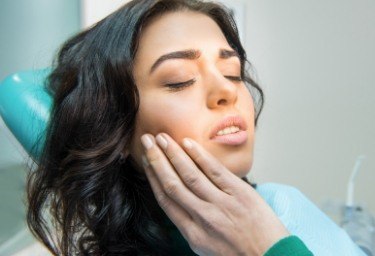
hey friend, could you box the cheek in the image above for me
[137,95,199,139]
[130,92,202,164]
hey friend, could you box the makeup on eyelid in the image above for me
[165,79,196,90]
[154,53,241,84]
[160,65,242,90]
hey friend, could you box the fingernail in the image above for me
[156,134,168,150]
[141,134,154,150]
[182,138,193,149]
[142,155,150,168]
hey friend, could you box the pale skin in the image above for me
[129,10,289,256]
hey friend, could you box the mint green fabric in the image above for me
[264,236,313,256]
[166,224,313,256]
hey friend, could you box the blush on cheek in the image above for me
[141,110,198,139]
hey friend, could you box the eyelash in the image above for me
[225,76,243,82]
[166,79,196,90]
[166,76,242,91]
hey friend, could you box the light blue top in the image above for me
[257,183,366,256]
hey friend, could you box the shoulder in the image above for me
[255,182,333,231]
[256,182,303,196]
[256,182,307,212]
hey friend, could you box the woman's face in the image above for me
[129,11,255,177]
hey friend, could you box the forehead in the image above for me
[134,10,231,62]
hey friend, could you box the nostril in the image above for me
[217,99,227,105]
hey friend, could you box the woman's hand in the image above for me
[141,133,289,256]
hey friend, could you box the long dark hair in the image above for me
[26,0,264,255]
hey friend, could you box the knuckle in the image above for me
[154,192,170,208]
[162,180,179,196]
[165,147,177,161]
[184,174,199,188]
[147,151,161,165]
[195,206,219,233]
[206,162,223,178]
[201,217,218,233]
[187,234,203,253]
[193,152,204,164]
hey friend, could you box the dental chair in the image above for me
[0,69,51,160]
[0,69,368,255]
[0,69,52,255]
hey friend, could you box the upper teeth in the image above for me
[217,126,240,136]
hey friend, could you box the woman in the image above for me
[26,0,358,255]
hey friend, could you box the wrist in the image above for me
[247,219,290,255]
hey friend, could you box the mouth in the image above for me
[216,125,241,136]
[210,115,248,146]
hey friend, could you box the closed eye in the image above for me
[165,78,196,91]
[225,76,242,82]
[165,75,242,91]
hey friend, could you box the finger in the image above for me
[143,158,207,251]
[181,138,244,195]
[142,156,195,236]
[155,133,223,202]
[141,134,207,216]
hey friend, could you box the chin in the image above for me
[211,147,253,178]
[231,167,251,178]
[222,159,252,178]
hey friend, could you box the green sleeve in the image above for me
[264,236,314,256]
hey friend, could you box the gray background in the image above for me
[247,0,375,214]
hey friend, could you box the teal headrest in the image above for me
[0,69,52,160]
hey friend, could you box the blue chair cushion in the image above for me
[0,69,52,160]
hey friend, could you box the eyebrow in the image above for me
[149,48,240,74]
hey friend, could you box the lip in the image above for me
[210,115,248,146]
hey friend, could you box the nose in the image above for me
[205,69,238,109]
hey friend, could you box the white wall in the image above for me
[81,0,131,28]
[246,0,375,214]
[0,0,80,80]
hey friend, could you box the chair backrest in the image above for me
[0,69,52,160]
